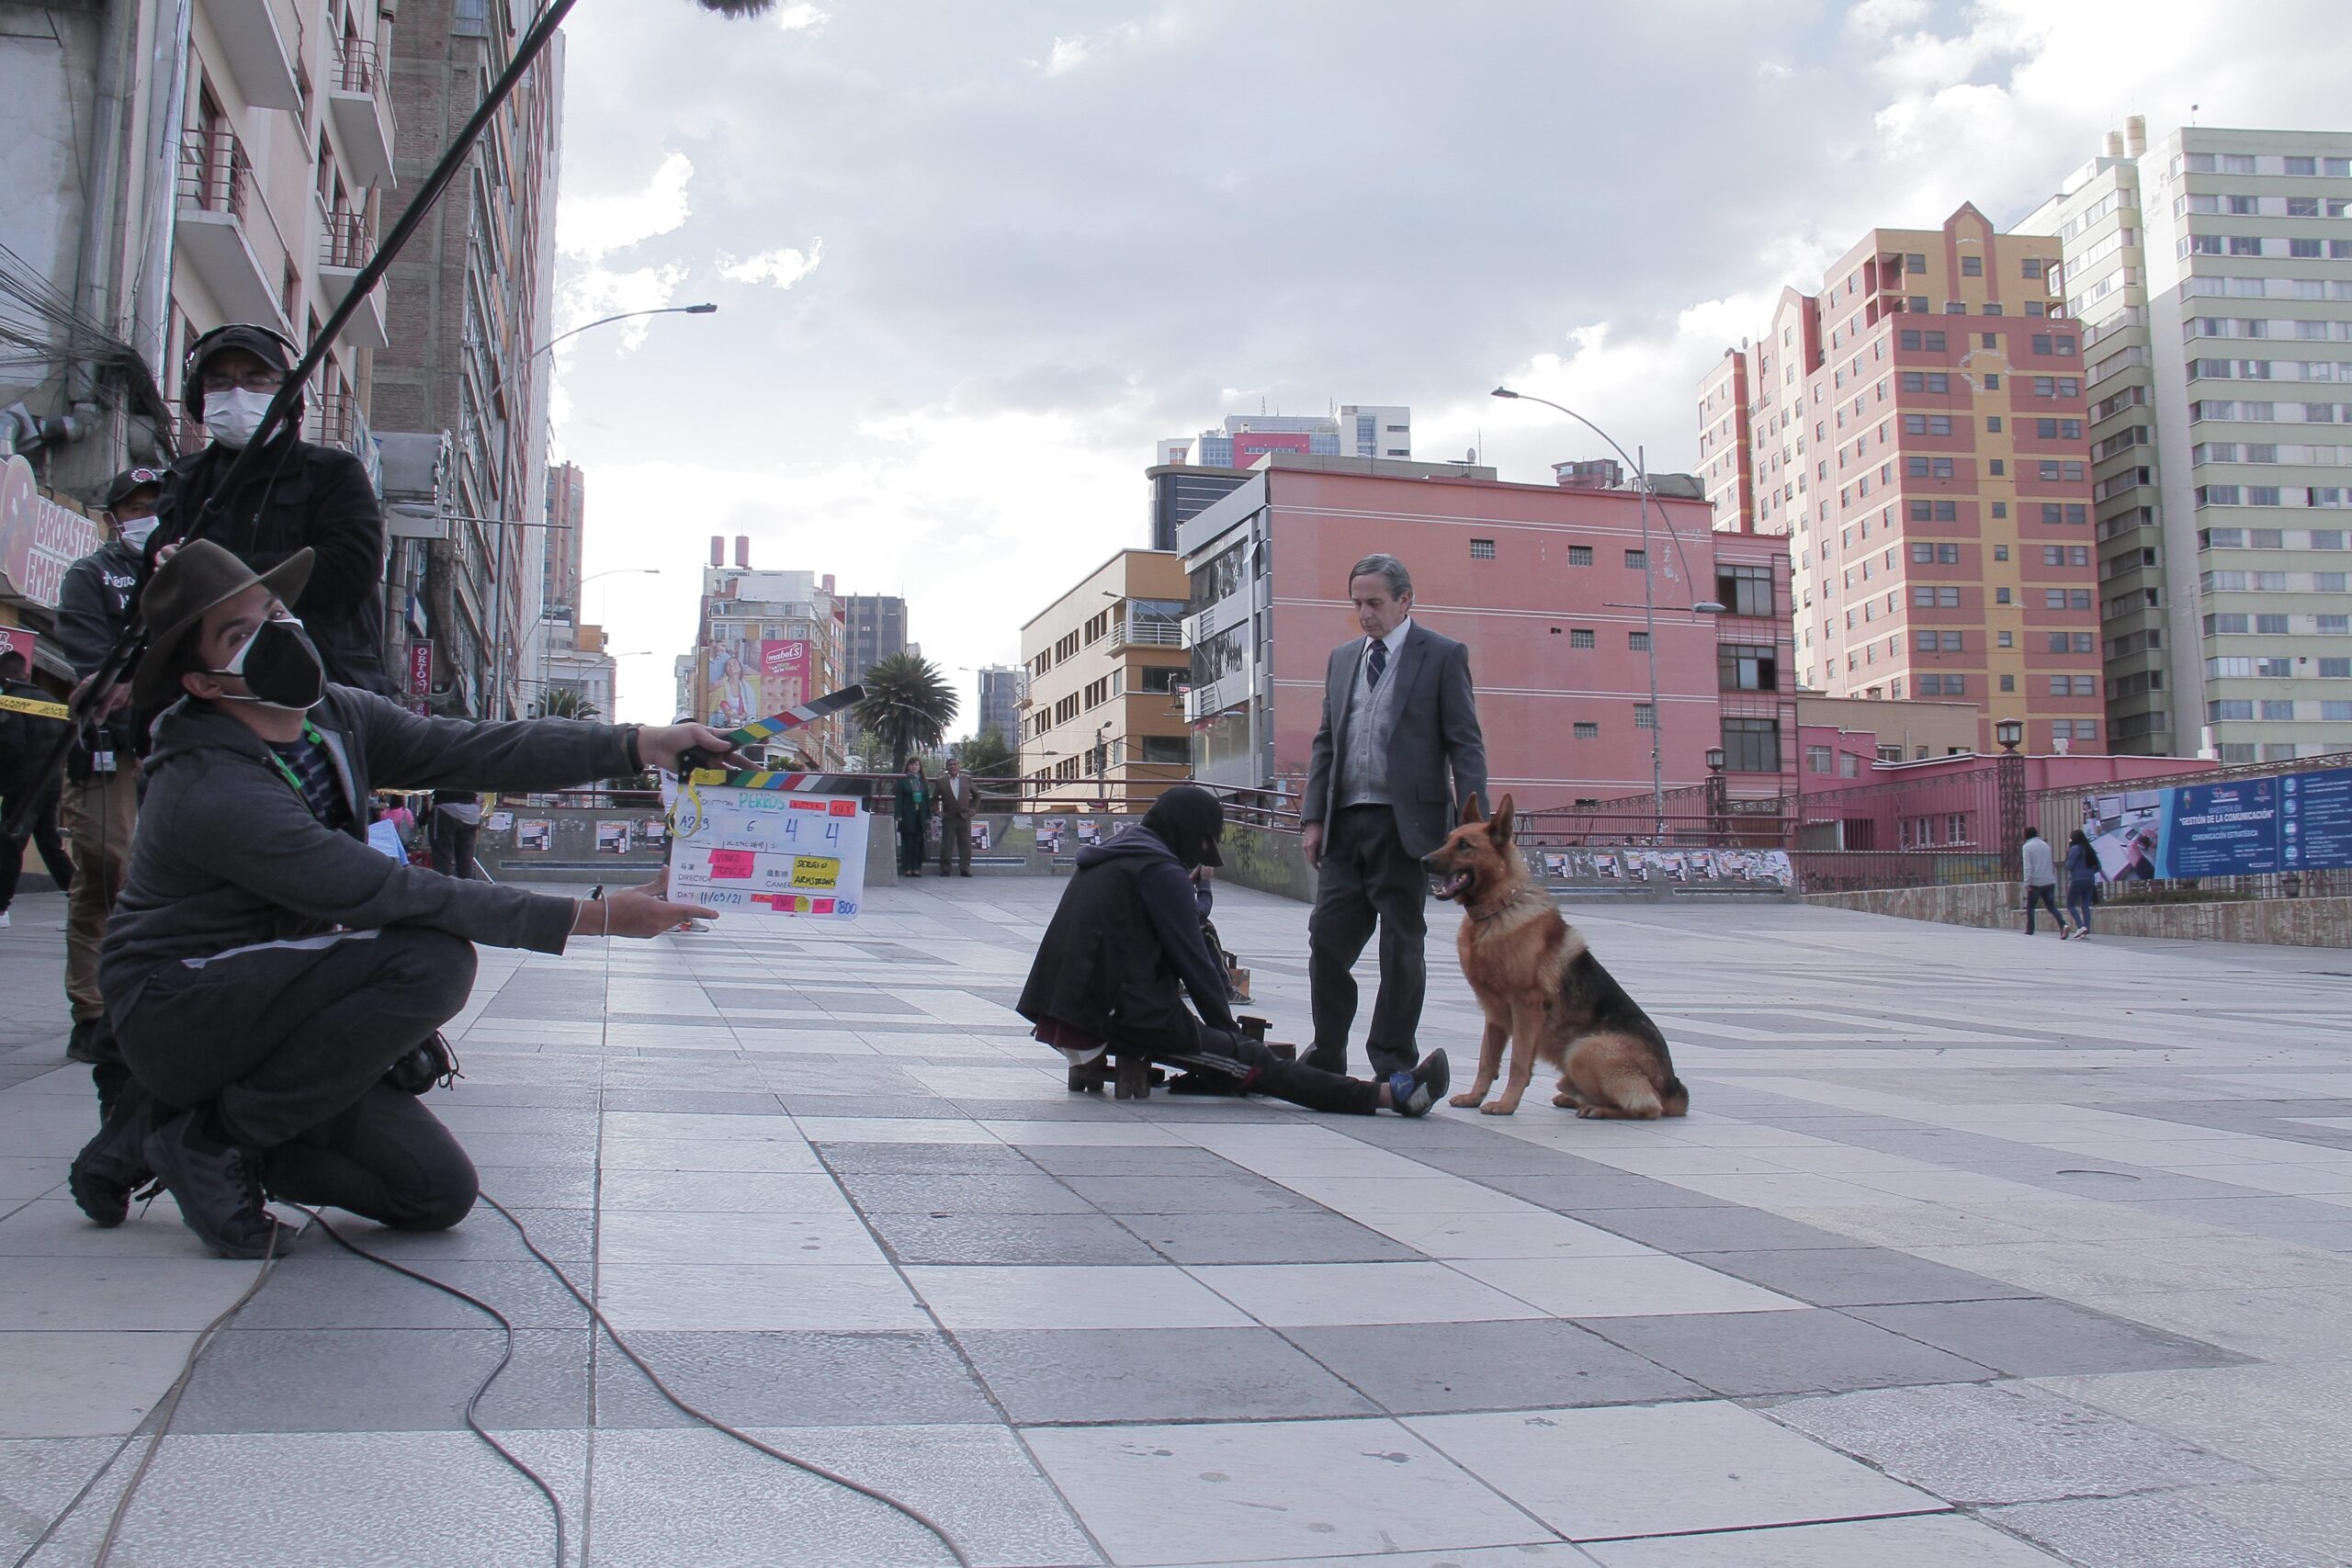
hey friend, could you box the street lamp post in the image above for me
[532,303,718,359]
[1492,388,1725,840]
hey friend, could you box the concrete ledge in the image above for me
[1806,881,2352,948]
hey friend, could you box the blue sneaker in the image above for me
[1387,1049,1449,1117]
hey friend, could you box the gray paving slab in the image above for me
[1581,1307,1999,1396]
[1684,1247,2036,1305]
[1849,1298,2255,1379]
[955,1325,1380,1423]
[1280,1318,1709,1414]
[170,1327,591,1432]
[1759,1380,2267,1505]
[834,1170,1096,1213]
[865,1210,1163,1264]
[1120,1209,1424,1264]
[590,1329,1001,1428]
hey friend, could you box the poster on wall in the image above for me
[1532,847,1792,890]
[1075,819,1102,847]
[760,639,810,719]
[2086,765,2352,881]
[970,820,991,852]
[2284,767,2352,869]
[595,821,632,855]
[668,786,868,919]
[1037,818,1065,854]
[516,819,553,852]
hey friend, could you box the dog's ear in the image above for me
[1460,795,1486,827]
[1488,794,1515,845]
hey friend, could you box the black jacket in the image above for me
[1016,823,1236,1040]
[153,430,392,694]
[53,538,148,773]
[101,685,633,1010]
[1,677,69,801]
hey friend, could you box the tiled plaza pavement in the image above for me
[6,876,2352,1566]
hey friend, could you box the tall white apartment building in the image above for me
[2026,122,2352,761]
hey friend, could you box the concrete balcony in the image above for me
[206,0,301,110]
[174,129,287,331]
[317,210,389,348]
[1114,613,1184,649]
[328,39,397,189]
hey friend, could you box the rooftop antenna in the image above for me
[2189,102,2199,125]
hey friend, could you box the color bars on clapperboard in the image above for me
[681,683,866,791]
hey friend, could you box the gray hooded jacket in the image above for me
[99,685,635,1012]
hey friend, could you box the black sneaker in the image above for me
[65,1018,106,1065]
[68,1091,161,1227]
[1387,1049,1450,1117]
[142,1108,291,1259]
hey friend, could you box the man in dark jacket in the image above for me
[0,649,74,926]
[151,322,393,694]
[1019,785,1447,1117]
[51,467,165,1077]
[67,541,739,1258]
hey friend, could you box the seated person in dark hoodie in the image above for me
[1020,785,1447,1117]
[68,541,737,1258]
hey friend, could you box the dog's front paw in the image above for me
[1448,1091,1486,1109]
[1552,1092,1578,1109]
[1480,1099,1520,1116]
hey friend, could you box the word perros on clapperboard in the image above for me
[663,685,871,919]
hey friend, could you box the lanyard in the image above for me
[266,723,330,805]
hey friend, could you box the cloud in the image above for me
[775,2,826,31]
[545,0,2352,725]
[556,151,694,262]
[716,239,825,289]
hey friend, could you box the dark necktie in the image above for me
[1366,638,1387,689]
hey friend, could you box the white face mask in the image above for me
[116,516,159,550]
[202,387,276,449]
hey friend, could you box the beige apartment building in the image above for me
[1703,204,2105,755]
[1019,548,1192,804]
[2024,122,2352,762]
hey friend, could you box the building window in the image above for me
[1469,537,1497,560]
[1628,631,1650,652]
[1718,643,1778,692]
[1624,549,1647,570]
[1633,704,1655,730]
[1715,563,1775,616]
[1721,717,1780,773]
[1567,545,1593,567]
[1806,744,1832,773]
[1568,627,1595,649]
[1573,721,1598,739]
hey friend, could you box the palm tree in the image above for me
[854,652,958,770]
[530,687,600,721]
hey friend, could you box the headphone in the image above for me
[180,322,305,421]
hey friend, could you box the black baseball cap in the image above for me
[103,467,167,510]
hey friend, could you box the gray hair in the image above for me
[1347,554,1412,599]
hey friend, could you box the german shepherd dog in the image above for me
[1422,795,1689,1119]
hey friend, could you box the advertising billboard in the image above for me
[2085,765,2352,880]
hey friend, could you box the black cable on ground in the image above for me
[296,1208,568,1568]
[10,1218,296,1568]
[476,1193,976,1568]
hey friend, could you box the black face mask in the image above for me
[208,616,325,711]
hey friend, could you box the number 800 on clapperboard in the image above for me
[669,786,869,919]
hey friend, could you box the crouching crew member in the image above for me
[69,542,734,1258]
[1020,784,1447,1117]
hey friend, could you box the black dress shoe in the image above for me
[66,1017,107,1064]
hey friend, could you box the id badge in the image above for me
[91,750,117,773]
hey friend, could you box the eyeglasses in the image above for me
[198,370,287,394]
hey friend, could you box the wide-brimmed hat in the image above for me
[131,539,313,709]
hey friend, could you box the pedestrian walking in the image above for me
[2019,826,2070,938]
[2064,828,2104,941]
[893,757,930,877]
[430,791,484,879]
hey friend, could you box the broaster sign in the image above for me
[0,456,103,609]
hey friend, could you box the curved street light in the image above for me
[1491,386,1724,839]
[533,303,718,359]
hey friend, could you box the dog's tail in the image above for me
[1660,1075,1690,1118]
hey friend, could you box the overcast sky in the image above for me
[547,0,2349,728]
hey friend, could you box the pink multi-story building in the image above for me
[1175,454,1795,813]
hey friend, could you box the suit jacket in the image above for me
[1301,621,1487,860]
[937,772,975,821]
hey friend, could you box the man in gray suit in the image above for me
[1300,554,1487,1077]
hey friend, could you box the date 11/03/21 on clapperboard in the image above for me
[668,787,870,919]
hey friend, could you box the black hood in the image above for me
[1143,784,1225,869]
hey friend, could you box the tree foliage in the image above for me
[956,726,1017,779]
[531,686,600,721]
[854,651,958,771]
